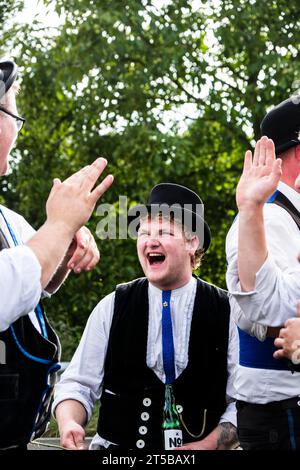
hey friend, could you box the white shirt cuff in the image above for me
[218,401,236,427]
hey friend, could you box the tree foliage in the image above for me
[1,0,300,358]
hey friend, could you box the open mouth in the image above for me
[147,253,166,266]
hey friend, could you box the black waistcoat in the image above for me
[97,277,230,450]
[0,307,60,449]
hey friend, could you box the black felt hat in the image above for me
[0,60,18,99]
[260,95,300,155]
[128,183,211,252]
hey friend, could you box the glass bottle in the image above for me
[162,384,183,449]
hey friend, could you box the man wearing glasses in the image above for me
[0,59,113,450]
[0,105,25,132]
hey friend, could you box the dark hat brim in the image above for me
[128,204,211,252]
[275,139,300,155]
[0,60,18,97]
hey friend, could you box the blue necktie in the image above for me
[162,290,175,384]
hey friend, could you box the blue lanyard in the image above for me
[0,207,48,339]
[0,207,19,246]
[162,290,175,384]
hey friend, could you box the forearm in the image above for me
[216,422,239,450]
[55,399,87,430]
[26,220,74,289]
[200,423,238,450]
[45,254,71,294]
[238,207,268,292]
[181,423,238,450]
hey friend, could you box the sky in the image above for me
[20,0,63,27]
[17,0,208,134]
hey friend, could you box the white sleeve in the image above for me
[0,245,42,331]
[226,206,300,327]
[52,292,115,422]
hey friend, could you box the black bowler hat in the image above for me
[260,95,300,155]
[0,60,18,99]
[128,183,211,252]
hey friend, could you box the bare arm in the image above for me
[55,399,88,450]
[176,423,238,450]
[236,137,282,291]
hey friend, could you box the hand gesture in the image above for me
[66,226,100,273]
[60,420,87,450]
[236,136,282,211]
[274,301,300,363]
[46,157,113,236]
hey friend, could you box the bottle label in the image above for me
[164,429,183,450]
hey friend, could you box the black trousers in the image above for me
[237,397,300,450]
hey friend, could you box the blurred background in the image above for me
[1,0,300,360]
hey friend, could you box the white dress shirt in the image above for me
[0,205,42,332]
[53,276,238,449]
[226,181,300,403]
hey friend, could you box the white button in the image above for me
[141,412,149,421]
[139,426,148,435]
[136,439,145,448]
[143,398,151,407]
[176,405,183,414]
[297,400,300,406]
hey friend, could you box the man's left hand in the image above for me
[274,301,300,362]
[67,226,100,273]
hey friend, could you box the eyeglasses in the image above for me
[0,106,25,131]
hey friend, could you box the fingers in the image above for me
[274,337,284,349]
[258,136,268,166]
[90,174,114,206]
[81,158,108,193]
[73,432,87,450]
[243,150,252,173]
[69,243,99,273]
[273,348,285,359]
[253,139,261,166]
[61,430,86,450]
[67,228,100,272]
[63,165,91,185]
[253,136,276,169]
[265,138,276,166]
[48,178,62,196]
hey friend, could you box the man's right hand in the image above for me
[60,420,87,450]
[26,157,113,289]
[46,157,113,235]
[236,136,282,211]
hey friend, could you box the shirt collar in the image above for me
[148,276,196,298]
[278,181,300,212]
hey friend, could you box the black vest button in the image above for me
[139,426,148,435]
[143,398,151,407]
[136,439,145,448]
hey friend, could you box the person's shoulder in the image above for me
[89,291,116,322]
[116,277,147,293]
[93,291,116,310]
[0,204,29,229]
[195,276,228,299]
[0,204,23,221]
[263,200,298,230]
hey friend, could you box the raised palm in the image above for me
[236,136,282,210]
